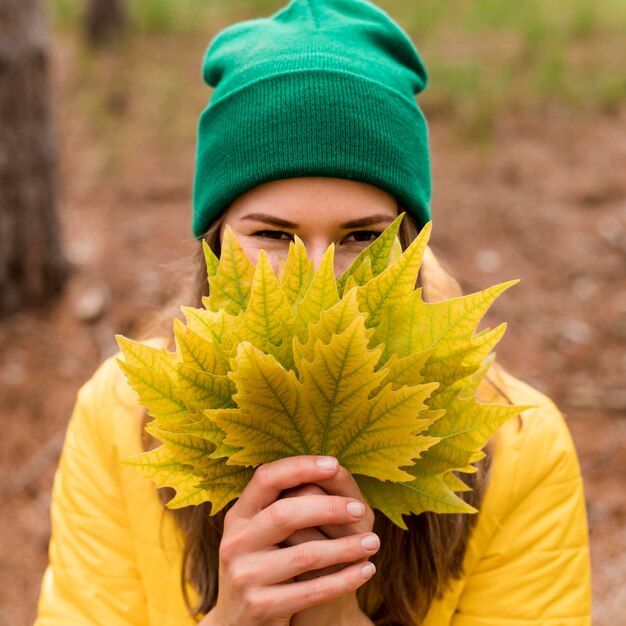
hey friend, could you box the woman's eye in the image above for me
[344,230,381,243]
[253,230,293,241]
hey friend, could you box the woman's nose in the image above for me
[306,243,332,271]
[308,243,349,280]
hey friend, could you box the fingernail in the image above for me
[347,501,365,517]
[361,562,376,579]
[316,456,337,471]
[361,534,379,551]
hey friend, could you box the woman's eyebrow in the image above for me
[240,213,395,229]
[340,215,395,228]
[240,213,298,228]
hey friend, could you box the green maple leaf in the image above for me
[117,215,528,526]
[279,236,315,304]
[116,338,188,426]
[337,213,404,292]
[122,445,251,511]
[202,227,255,314]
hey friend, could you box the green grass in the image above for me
[47,0,626,139]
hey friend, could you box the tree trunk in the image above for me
[85,0,127,47]
[0,0,69,315]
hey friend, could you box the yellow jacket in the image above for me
[36,352,591,625]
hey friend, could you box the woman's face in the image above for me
[220,177,399,277]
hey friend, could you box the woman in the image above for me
[36,1,591,624]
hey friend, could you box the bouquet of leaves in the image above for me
[117,216,523,529]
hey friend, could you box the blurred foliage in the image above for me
[46,0,626,140]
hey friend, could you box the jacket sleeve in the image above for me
[35,359,150,626]
[452,391,592,625]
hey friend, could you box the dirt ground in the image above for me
[1,36,625,625]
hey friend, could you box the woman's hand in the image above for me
[281,475,377,626]
[199,456,379,626]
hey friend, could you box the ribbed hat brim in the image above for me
[193,69,431,237]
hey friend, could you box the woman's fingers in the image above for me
[315,464,366,500]
[284,528,378,581]
[227,494,368,554]
[282,527,326,546]
[278,466,375,540]
[233,456,340,520]
[215,458,379,624]
[234,456,372,520]
[237,532,379,586]
[314,466,375,537]
[280,485,332,543]
[278,493,361,581]
[281,484,327,499]
[240,560,376,619]
[295,470,375,539]
[279,467,363,502]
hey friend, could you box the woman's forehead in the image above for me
[223,177,399,226]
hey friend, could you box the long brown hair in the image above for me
[142,213,495,625]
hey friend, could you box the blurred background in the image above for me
[0,1,624,623]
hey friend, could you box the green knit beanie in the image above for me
[192,0,431,238]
